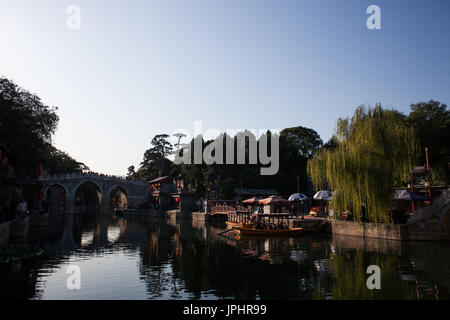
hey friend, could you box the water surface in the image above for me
[1,212,449,300]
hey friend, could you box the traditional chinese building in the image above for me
[148,175,197,214]
[148,175,176,211]
[233,188,279,201]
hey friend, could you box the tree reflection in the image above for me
[327,249,415,299]
[1,214,450,300]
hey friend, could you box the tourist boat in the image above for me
[225,221,253,229]
[233,226,303,236]
[225,206,254,229]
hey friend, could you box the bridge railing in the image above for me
[38,172,147,183]
[210,205,236,215]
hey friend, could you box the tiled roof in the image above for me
[148,176,171,184]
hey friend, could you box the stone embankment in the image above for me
[331,188,450,241]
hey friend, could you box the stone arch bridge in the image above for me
[39,173,149,214]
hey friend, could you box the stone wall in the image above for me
[192,212,210,227]
[331,188,450,241]
[127,197,149,209]
[167,209,192,226]
[406,188,450,241]
[291,217,330,232]
[178,193,196,215]
[331,220,407,240]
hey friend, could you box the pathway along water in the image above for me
[0,211,449,299]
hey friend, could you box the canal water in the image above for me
[1,212,449,300]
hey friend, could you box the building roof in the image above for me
[148,176,172,184]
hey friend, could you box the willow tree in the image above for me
[308,105,418,223]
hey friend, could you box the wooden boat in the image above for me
[234,226,303,236]
[225,221,253,229]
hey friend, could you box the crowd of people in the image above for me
[0,198,47,224]
[206,199,314,217]
[251,216,289,230]
[40,171,147,182]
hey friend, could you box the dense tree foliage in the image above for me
[3,77,447,209]
[0,77,87,176]
[281,126,323,158]
[132,98,450,204]
[135,134,175,178]
[40,144,88,174]
[132,127,323,199]
[127,165,136,177]
[128,101,448,207]
[407,100,450,185]
[308,105,418,223]
[321,136,339,151]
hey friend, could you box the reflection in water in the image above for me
[0,211,450,300]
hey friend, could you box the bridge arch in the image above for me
[44,183,68,210]
[44,183,69,198]
[107,185,129,210]
[73,180,104,213]
[107,184,129,199]
[72,179,104,199]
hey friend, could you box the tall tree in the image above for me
[273,126,323,195]
[322,136,339,151]
[139,134,174,178]
[407,100,450,184]
[127,165,136,177]
[281,126,323,158]
[40,144,88,174]
[0,77,86,175]
[173,133,187,152]
[308,105,418,223]
[173,127,322,198]
[149,134,173,158]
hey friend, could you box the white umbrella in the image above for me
[394,190,428,201]
[288,193,309,201]
[313,190,333,200]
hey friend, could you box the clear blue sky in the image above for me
[1,0,449,175]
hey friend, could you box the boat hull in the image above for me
[226,221,253,228]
